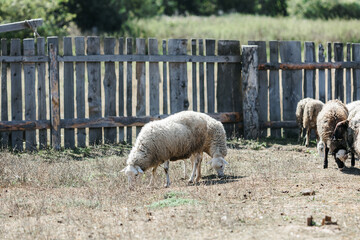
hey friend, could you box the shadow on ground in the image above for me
[226,137,318,150]
[199,174,245,186]
[341,166,360,176]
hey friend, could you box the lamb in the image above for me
[296,98,312,142]
[317,99,349,169]
[302,99,324,147]
[121,111,229,188]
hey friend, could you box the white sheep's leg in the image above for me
[182,160,187,179]
[298,127,303,142]
[305,128,310,147]
[148,166,158,187]
[164,160,171,188]
[188,155,198,183]
[195,153,203,183]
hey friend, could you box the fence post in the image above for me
[241,45,260,139]
[49,43,61,150]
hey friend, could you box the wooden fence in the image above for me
[0,37,242,150]
[1,37,360,151]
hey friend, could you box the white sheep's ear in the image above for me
[135,165,144,174]
[222,159,229,165]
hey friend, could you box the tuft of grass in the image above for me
[147,191,200,209]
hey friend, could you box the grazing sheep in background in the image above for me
[317,99,349,169]
[121,111,228,188]
[302,99,324,147]
[333,107,360,167]
[296,98,312,142]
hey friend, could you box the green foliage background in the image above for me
[0,0,360,39]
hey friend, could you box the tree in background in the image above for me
[64,0,162,33]
[257,0,288,16]
[291,0,360,19]
[0,0,73,38]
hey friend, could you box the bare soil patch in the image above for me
[0,139,359,239]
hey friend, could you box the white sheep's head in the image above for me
[121,165,144,188]
[317,140,325,158]
[208,157,229,178]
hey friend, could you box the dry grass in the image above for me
[0,139,359,239]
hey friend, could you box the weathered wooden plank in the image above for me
[63,37,75,148]
[199,39,205,112]
[328,42,332,101]
[60,112,241,129]
[136,38,146,137]
[126,38,133,143]
[269,41,281,138]
[0,19,43,33]
[0,112,241,131]
[0,56,48,63]
[334,43,344,101]
[261,121,297,129]
[168,39,189,114]
[49,41,61,150]
[24,39,36,151]
[206,39,215,113]
[0,119,50,131]
[37,37,47,149]
[259,61,360,70]
[149,38,160,116]
[118,38,125,143]
[279,41,302,138]
[162,40,168,114]
[304,42,316,98]
[103,37,117,143]
[1,39,9,147]
[218,40,241,138]
[318,44,326,103]
[353,43,360,100]
[346,43,351,103]
[241,45,259,139]
[249,41,267,137]
[87,36,102,145]
[56,54,242,63]
[10,39,23,150]
[191,39,197,111]
[75,37,86,147]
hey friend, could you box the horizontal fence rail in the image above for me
[258,61,360,70]
[0,55,241,63]
[0,112,241,131]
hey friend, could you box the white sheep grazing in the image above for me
[302,99,324,147]
[121,111,229,188]
[296,98,313,142]
[165,112,229,186]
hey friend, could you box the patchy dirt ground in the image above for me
[0,139,359,239]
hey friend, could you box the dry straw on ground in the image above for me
[0,139,359,239]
